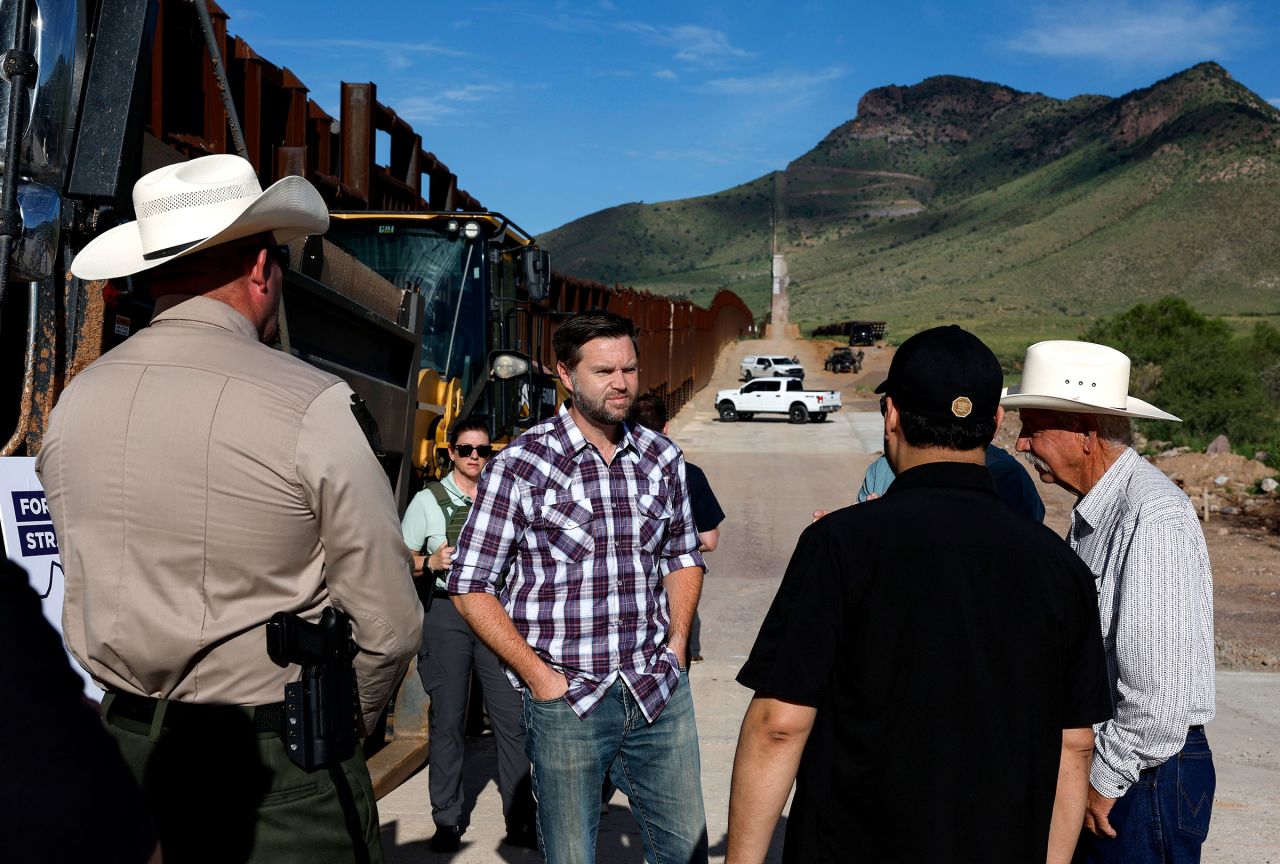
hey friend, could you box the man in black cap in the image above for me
[725,326,1113,864]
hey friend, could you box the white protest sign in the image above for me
[0,456,101,699]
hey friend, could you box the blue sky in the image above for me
[227,1,1280,235]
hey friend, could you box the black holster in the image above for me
[265,607,359,773]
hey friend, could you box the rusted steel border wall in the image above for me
[144,0,479,212]
[545,275,753,418]
[142,0,753,412]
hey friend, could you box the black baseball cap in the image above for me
[875,325,1002,423]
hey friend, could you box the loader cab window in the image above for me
[328,221,487,389]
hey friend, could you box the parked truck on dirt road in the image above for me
[716,378,841,424]
[824,346,865,373]
[741,354,805,382]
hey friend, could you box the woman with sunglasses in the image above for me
[401,418,537,852]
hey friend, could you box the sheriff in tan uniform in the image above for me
[36,155,422,864]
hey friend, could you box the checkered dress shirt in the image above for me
[447,405,705,720]
[1071,447,1215,797]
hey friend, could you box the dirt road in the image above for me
[378,336,1278,863]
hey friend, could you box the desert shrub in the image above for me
[1083,297,1231,363]
[1248,323,1280,403]
[1081,297,1279,456]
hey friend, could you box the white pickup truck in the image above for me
[715,378,842,424]
[741,355,805,382]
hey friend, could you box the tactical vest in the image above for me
[427,480,472,548]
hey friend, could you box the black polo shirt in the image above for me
[738,461,1112,863]
[686,462,725,533]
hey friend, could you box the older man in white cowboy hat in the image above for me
[36,154,422,864]
[1004,340,1216,864]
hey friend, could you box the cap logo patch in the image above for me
[951,396,973,418]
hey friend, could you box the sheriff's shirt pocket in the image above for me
[533,494,596,564]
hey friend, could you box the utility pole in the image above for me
[770,173,776,258]
[769,171,790,337]
[771,170,783,257]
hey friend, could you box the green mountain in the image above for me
[540,62,1280,356]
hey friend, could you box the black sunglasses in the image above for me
[454,444,493,458]
[267,244,290,272]
[879,395,888,416]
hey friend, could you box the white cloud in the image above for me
[482,8,752,67]
[668,25,754,64]
[494,5,611,35]
[393,83,509,124]
[442,84,503,102]
[224,7,263,24]
[1007,1,1248,66]
[1269,97,1280,107]
[259,38,466,72]
[704,66,846,96]
[394,97,453,123]
[617,22,754,67]
[654,69,679,81]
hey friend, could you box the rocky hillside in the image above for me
[541,63,1280,354]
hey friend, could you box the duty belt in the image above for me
[106,691,286,735]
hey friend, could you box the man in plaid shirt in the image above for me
[448,311,709,864]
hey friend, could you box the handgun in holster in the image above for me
[266,607,360,773]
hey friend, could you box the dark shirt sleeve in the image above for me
[0,560,156,864]
[1060,555,1114,729]
[737,522,845,706]
[684,463,725,533]
[985,445,1046,523]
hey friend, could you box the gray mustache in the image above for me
[1023,452,1052,475]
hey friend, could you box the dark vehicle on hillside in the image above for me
[849,323,877,346]
[824,347,864,373]
[812,319,886,344]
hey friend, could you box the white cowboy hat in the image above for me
[70,154,329,280]
[1000,340,1181,421]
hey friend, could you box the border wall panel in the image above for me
[546,277,753,419]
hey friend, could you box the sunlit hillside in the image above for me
[542,62,1280,356]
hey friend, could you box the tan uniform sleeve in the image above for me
[295,382,423,734]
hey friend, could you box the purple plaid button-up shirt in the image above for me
[447,405,705,720]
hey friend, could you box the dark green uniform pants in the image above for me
[105,700,382,864]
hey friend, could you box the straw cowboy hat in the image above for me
[70,154,329,280]
[1000,340,1181,421]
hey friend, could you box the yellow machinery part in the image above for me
[413,368,466,478]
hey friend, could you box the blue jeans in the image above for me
[1073,728,1215,864]
[522,671,708,864]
